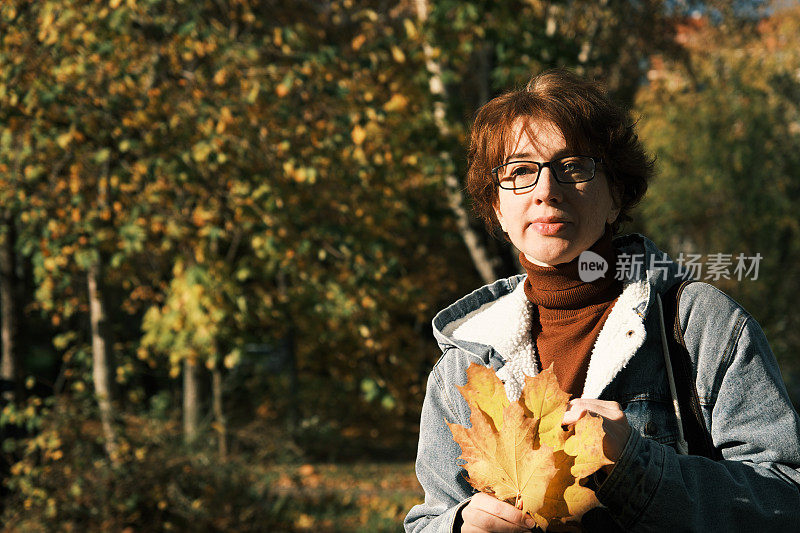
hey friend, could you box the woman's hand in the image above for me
[459,492,538,532]
[562,398,632,473]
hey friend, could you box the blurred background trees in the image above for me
[635,4,800,393]
[0,0,798,529]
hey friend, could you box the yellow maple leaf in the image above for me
[456,364,509,429]
[520,367,571,450]
[448,400,557,516]
[449,364,612,530]
[564,413,614,479]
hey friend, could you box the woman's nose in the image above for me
[531,166,563,204]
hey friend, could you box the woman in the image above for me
[404,69,800,532]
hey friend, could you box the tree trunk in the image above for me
[442,174,498,284]
[413,0,499,285]
[87,258,119,463]
[476,43,491,106]
[183,357,200,443]
[577,0,608,66]
[0,218,17,403]
[211,362,227,459]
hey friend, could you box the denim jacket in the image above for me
[405,234,800,532]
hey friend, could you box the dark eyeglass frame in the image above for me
[490,155,602,191]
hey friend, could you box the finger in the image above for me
[562,408,612,427]
[562,400,623,425]
[561,405,600,426]
[470,493,531,525]
[461,508,534,533]
[569,398,623,415]
[463,493,537,532]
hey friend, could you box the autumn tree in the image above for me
[636,4,800,385]
[4,0,797,529]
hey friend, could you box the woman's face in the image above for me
[494,120,620,267]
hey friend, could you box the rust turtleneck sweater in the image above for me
[519,227,623,397]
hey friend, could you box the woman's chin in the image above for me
[518,236,573,265]
[522,248,576,267]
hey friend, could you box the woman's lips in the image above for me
[531,216,567,235]
[530,219,568,235]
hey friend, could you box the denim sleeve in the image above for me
[596,300,800,531]
[404,357,475,533]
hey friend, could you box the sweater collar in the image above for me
[520,226,620,312]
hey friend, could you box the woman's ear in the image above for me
[606,184,622,225]
[607,205,621,225]
[494,203,507,233]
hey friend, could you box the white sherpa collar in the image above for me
[443,282,536,399]
[444,276,651,401]
[581,279,649,398]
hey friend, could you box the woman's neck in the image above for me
[519,227,619,312]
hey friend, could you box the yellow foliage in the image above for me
[403,19,417,39]
[56,131,74,149]
[351,34,367,51]
[449,364,612,530]
[213,68,227,86]
[390,46,406,63]
[383,93,409,112]
[351,124,366,145]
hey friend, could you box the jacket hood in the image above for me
[431,233,689,399]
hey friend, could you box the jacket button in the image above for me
[644,421,658,435]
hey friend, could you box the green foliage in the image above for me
[636,4,800,379]
[140,260,243,375]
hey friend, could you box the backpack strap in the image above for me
[660,280,721,460]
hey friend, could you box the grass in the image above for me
[262,461,422,532]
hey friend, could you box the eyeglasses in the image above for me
[491,155,601,191]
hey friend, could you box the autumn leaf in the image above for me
[564,413,614,479]
[383,93,409,113]
[351,124,366,145]
[538,413,613,531]
[520,366,571,450]
[458,363,509,429]
[449,364,612,530]
[448,396,557,516]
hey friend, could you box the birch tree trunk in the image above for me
[87,258,119,463]
[577,0,609,66]
[0,218,16,403]
[413,0,499,285]
[183,358,200,443]
[211,362,227,459]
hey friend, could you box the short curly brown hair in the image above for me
[466,68,653,236]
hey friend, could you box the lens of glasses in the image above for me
[497,162,540,190]
[496,156,595,190]
[554,156,595,183]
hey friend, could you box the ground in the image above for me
[263,461,422,532]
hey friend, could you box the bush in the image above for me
[1,398,286,532]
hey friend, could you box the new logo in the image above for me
[578,251,607,282]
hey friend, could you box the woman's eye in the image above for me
[510,164,536,176]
